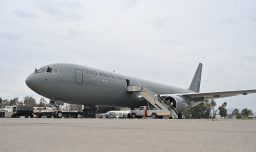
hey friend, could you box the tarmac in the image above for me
[0,118,256,152]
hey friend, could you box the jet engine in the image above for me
[162,95,190,112]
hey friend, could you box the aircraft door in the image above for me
[75,69,83,84]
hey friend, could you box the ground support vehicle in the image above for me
[0,109,5,118]
[33,107,83,118]
[5,105,34,118]
[129,106,171,119]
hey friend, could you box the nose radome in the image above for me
[25,75,31,87]
[25,74,35,89]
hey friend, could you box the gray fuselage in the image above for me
[26,63,193,112]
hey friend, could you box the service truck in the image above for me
[33,106,84,118]
[102,110,131,119]
[5,105,34,118]
[0,108,5,118]
[130,106,171,119]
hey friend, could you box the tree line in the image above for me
[183,100,254,119]
[0,96,47,108]
[0,96,82,111]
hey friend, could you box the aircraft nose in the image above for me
[25,75,31,87]
[25,74,36,89]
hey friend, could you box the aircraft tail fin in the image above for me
[189,63,203,92]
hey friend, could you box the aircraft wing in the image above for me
[177,89,256,102]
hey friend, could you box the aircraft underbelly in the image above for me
[55,82,143,107]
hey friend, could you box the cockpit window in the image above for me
[46,67,52,73]
[34,68,46,73]
[52,68,58,73]
[46,66,58,73]
[34,66,58,74]
[46,67,58,73]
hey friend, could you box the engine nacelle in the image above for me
[162,95,190,112]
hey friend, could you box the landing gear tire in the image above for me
[151,113,157,119]
[178,113,183,119]
[56,111,63,118]
[131,113,136,119]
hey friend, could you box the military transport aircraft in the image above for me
[26,63,256,118]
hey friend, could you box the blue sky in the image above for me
[0,0,256,111]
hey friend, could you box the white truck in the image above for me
[33,107,84,118]
[130,106,171,119]
[102,110,131,119]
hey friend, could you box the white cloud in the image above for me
[14,10,37,18]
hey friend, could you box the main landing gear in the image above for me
[83,105,97,118]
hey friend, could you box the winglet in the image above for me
[189,63,203,92]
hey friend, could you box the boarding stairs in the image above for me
[127,85,178,118]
